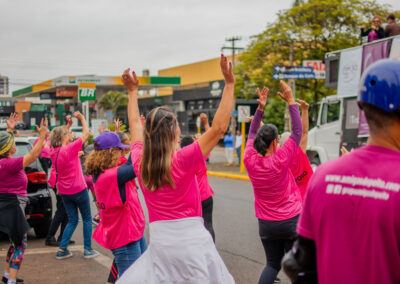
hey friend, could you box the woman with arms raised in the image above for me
[243,82,303,284]
[117,54,235,284]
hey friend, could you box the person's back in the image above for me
[284,59,400,284]
[298,146,400,283]
[385,14,400,37]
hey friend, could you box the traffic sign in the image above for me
[273,65,313,73]
[303,60,326,79]
[78,83,96,101]
[273,72,316,80]
[238,105,251,122]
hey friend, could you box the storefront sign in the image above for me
[56,87,78,98]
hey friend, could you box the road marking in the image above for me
[0,245,113,268]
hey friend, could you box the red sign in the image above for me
[56,87,78,97]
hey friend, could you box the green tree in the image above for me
[98,91,128,118]
[235,0,399,131]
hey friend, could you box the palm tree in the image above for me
[98,91,128,118]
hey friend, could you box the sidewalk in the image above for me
[207,146,249,181]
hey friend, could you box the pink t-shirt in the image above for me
[297,145,400,284]
[131,140,204,223]
[0,156,28,197]
[197,155,214,201]
[49,138,87,195]
[290,148,313,200]
[243,137,302,221]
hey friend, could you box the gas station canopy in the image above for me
[12,74,181,98]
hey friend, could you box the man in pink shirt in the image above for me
[283,59,400,284]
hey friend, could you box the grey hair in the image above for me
[49,126,69,148]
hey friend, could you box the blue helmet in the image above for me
[359,59,400,112]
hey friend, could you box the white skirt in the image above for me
[117,217,235,284]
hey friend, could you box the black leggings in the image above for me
[46,189,68,241]
[258,215,299,284]
[201,196,215,242]
[107,259,118,283]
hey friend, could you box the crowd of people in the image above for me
[361,14,400,42]
[0,54,399,284]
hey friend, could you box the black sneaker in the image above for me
[45,237,59,247]
[2,277,23,283]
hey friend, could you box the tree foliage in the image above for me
[98,91,128,118]
[235,0,399,132]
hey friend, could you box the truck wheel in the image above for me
[310,157,320,171]
[34,219,52,238]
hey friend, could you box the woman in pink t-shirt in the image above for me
[243,82,302,284]
[280,99,314,200]
[117,55,235,284]
[49,112,99,260]
[85,132,146,279]
[0,115,48,284]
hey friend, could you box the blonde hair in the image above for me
[85,145,121,177]
[141,106,177,192]
[49,126,69,148]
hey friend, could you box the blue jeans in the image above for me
[60,189,92,250]
[236,146,241,164]
[111,237,147,276]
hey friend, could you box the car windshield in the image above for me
[15,143,31,157]
[14,142,42,170]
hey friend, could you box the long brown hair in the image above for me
[85,145,121,177]
[141,106,178,192]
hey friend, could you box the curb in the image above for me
[207,171,250,181]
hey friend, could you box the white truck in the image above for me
[307,95,359,169]
[305,35,400,168]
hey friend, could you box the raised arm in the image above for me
[298,99,309,152]
[6,113,18,132]
[73,111,90,144]
[199,113,210,132]
[122,69,143,143]
[198,54,234,157]
[248,87,269,139]
[23,119,48,168]
[277,80,302,146]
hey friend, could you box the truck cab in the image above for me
[307,95,342,169]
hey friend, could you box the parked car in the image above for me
[0,118,7,130]
[14,137,52,238]
[15,121,26,130]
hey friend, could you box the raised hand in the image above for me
[98,124,105,134]
[6,113,18,131]
[122,68,139,92]
[298,99,309,111]
[199,113,208,126]
[277,80,295,105]
[73,111,84,121]
[36,118,49,138]
[65,115,73,129]
[220,54,235,84]
[341,146,349,156]
[140,115,146,127]
[114,119,121,132]
[257,87,269,110]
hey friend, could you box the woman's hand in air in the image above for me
[257,87,269,110]
[122,68,139,92]
[220,54,235,85]
[277,80,296,105]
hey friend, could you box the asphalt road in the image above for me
[0,176,290,284]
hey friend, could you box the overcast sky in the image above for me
[1,0,399,92]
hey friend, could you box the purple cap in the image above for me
[94,132,130,150]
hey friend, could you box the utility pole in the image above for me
[221,37,244,134]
